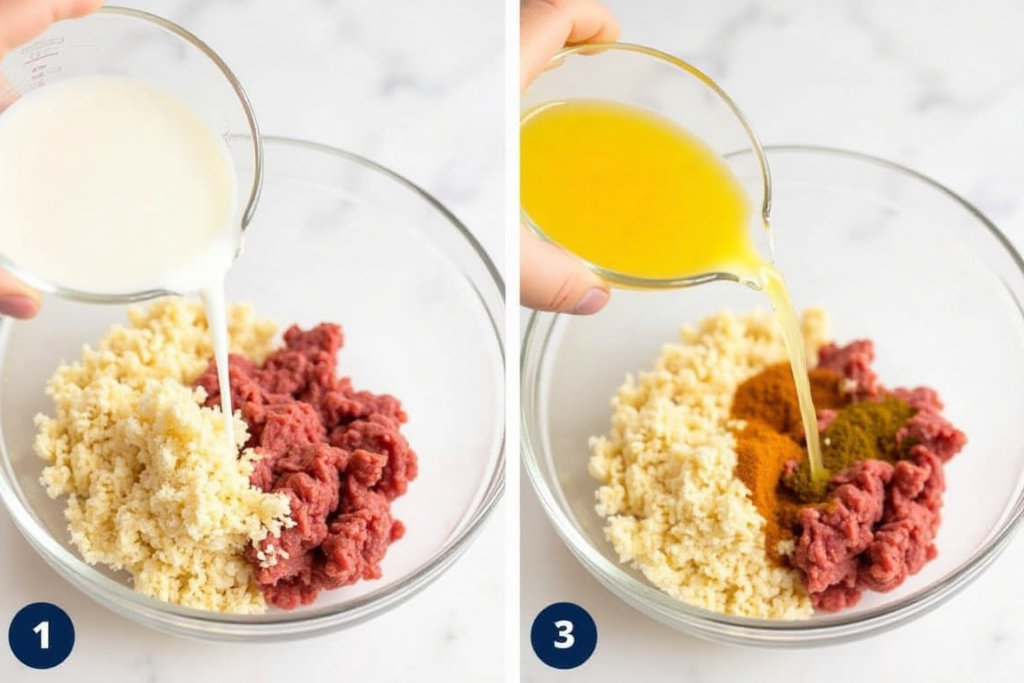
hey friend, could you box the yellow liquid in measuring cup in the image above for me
[521,99,827,482]
[521,99,758,278]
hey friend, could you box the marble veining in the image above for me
[522,1,1024,682]
[0,1,503,682]
[4,0,1024,680]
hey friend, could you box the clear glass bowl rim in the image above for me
[0,135,505,640]
[520,144,1024,645]
[0,4,265,305]
[519,41,773,290]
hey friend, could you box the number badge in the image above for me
[530,602,598,670]
[8,602,75,669]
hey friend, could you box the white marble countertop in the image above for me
[521,0,1024,681]
[1,1,504,682]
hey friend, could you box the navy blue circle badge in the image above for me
[530,602,598,669]
[8,602,75,669]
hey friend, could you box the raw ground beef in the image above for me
[817,340,881,399]
[196,323,417,609]
[791,340,966,611]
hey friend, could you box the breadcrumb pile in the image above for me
[588,308,830,620]
[35,299,293,614]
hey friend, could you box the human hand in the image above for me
[0,0,104,318]
[0,0,103,56]
[520,0,619,314]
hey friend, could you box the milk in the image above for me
[0,75,242,445]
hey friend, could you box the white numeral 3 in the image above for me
[553,619,574,649]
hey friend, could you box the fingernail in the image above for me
[570,288,609,315]
[0,294,39,319]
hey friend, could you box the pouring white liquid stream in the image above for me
[0,75,242,446]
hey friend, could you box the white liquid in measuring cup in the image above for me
[0,75,242,446]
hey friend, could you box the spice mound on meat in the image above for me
[195,323,417,609]
[588,309,829,619]
[589,308,966,619]
[784,344,963,611]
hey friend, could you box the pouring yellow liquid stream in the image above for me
[521,100,828,483]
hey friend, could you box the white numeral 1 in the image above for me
[553,619,574,649]
[33,621,50,650]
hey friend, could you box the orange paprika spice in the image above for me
[730,363,847,561]
[731,362,919,561]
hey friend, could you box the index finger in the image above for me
[520,0,620,91]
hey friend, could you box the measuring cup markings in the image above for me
[12,38,66,91]
[19,37,64,58]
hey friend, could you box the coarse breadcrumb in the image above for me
[35,298,291,614]
[588,308,829,620]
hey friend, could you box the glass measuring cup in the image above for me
[520,43,772,290]
[0,6,263,304]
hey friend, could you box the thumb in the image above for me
[520,224,610,314]
[0,269,42,318]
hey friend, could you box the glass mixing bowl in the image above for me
[521,145,1024,647]
[0,136,504,641]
